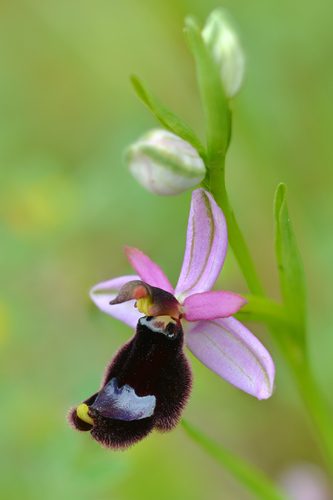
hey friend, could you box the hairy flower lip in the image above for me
[90,188,275,400]
[69,315,192,449]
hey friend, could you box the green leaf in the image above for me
[182,420,292,500]
[183,16,231,166]
[130,75,207,163]
[274,183,307,338]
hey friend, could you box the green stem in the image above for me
[211,165,265,296]
[182,419,292,500]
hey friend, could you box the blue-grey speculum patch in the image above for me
[91,377,156,421]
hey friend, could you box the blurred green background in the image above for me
[1,0,332,499]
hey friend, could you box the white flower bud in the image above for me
[125,129,206,196]
[202,9,245,98]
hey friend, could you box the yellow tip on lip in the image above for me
[77,403,94,426]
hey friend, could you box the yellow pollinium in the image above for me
[77,403,94,426]
[136,296,154,316]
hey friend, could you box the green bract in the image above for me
[131,75,207,163]
[274,183,307,345]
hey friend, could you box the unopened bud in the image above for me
[125,129,206,196]
[202,9,245,98]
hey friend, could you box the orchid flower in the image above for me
[69,188,275,449]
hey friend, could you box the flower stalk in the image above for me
[184,11,333,481]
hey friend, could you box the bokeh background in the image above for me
[1,0,333,499]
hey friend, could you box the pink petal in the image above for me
[175,189,227,302]
[184,316,275,399]
[124,246,174,294]
[183,291,247,321]
[90,275,143,328]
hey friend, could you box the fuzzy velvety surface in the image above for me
[69,316,192,449]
